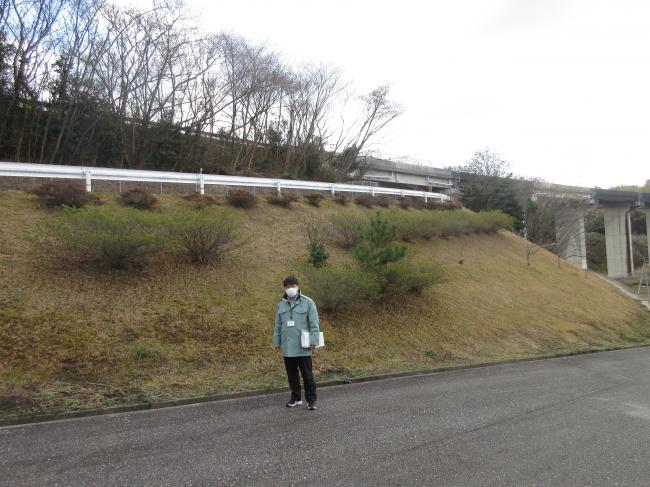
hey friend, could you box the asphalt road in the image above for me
[2,347,650,486]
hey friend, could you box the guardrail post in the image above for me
[371,187,375,197]
[84,169,92,192]
[276,180,282,195]
[331,185,335,196]
[424,193,428,203]
[199,175,205,195]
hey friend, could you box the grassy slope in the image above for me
[1,189,649,418]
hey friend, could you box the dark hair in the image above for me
[283,276,299,287]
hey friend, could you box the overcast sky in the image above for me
[116,0,650,188]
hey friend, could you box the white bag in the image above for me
[301,330,325,348]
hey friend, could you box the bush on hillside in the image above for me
[408,197,429,209]
[267,193,299,208]
[171,208,242,265]
[423,200,461,211]
[304,193,323,207]
[301,265,381,313]
[352,212,443,300]
[327,211,367,249]
[397,198,412,210]
[183,193,218,209]
[227,190,257,209]
[121,188,158,210]
[379,260,445,295]
[40,205,170,269]
[353,212,407,268]
[304,218,328,268]
[390,209,512,241]
[375,195,393,208]
[354,194,375,208]
[333,194,349,206]
[31,180,103,208]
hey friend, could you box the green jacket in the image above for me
[273,291,320,357]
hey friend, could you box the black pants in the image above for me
[283,355,317,405]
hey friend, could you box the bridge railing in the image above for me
[0,162,450,202]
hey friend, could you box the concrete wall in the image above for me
[555,211,587,269]
[360,156,454,190]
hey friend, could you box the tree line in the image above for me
[0,0,401,180]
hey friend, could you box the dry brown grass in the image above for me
[1,189,649,418]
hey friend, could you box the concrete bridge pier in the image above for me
[555,210,587,269]
[603,206,631,278]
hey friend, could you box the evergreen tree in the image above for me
[353,212,407,268]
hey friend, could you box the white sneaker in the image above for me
[286,400,302,407]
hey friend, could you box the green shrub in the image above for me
[349,212,444,299]
[227,190,257,209]
[121,188,158,210]
[304,193,323,207]
[389,209,512,241]
[379,260,445,295]
[40,205,170,269]
[301,265,381,313]
[353,212,407,268]
[304,218,328,268]
[391,212,437,241]
[327,211,367,249]
[31,180,102,208]
[267,193,299,208]
[171,208,241,265]
[183,193,218,209]
[308,240,328,268]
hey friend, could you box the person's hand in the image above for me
[274,345,280,350]
[309,344,315,351]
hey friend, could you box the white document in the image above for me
[287,320,295,327]
[301,331,325,348]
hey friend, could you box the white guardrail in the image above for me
[0,162,449,202]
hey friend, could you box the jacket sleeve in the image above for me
[308,300,320,345]
[272,306,282,347]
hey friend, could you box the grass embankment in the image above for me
[1,189,649,419]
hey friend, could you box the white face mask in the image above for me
[286,287,299,298]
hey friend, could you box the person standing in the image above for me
[273,276,320,410]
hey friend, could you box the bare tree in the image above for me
[0,0,403,180]
[526,196,586,268]
[328,84,403,180]
[525,242,539,267]
[461,147,512,177]
[1,0,68,158]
